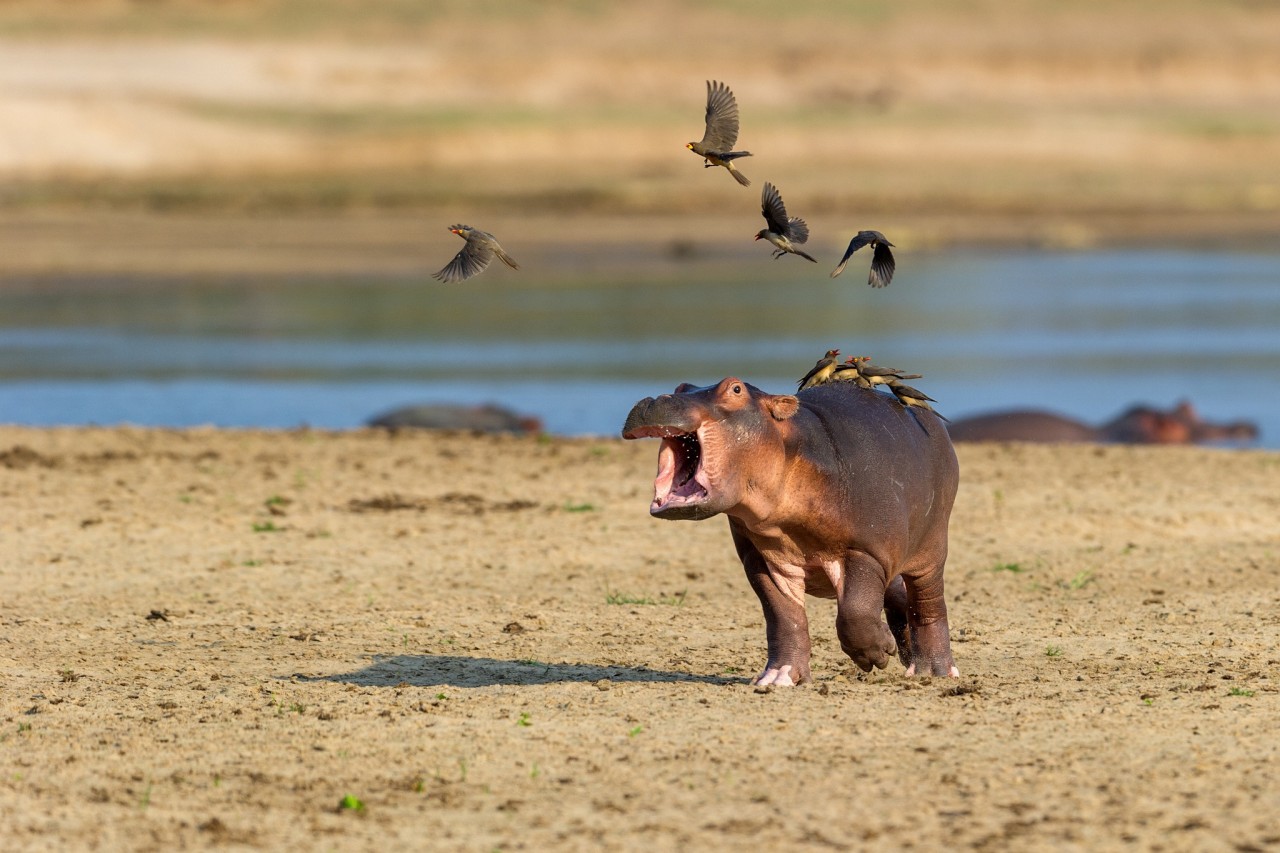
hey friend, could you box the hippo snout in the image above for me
[621,394,701,439]
[622,397,658,438]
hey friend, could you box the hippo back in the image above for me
[946,410,1099,443]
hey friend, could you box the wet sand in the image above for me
[2,426,1277,850]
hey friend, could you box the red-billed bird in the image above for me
[432,225,520,283]
[756,183,817,263]
[797,349,841,391]
[831,230,896,287]
[686,80,752,187]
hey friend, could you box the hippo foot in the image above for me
[839,620,898,673]
[905,662,960,678]
[752,663,807,687]
[902,620,959,677]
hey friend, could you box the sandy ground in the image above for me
[1,425,1277,850]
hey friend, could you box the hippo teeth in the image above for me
[674,433,701,487]
[651,429,708,513]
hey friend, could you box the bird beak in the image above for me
[753,234,761,241]
[685,143,693,149]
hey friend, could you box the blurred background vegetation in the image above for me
[1,0,1277,275]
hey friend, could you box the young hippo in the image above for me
[622,377,960,686]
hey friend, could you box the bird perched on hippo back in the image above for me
[432,224,519,283]
[831,230,896,287]
[890,382,947,420]
[797,349,841,391]
[756,183,817,263]
[622,377,960,685]
[686,80,753,187]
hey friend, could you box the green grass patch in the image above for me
[606,590,687,606]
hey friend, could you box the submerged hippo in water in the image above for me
[366,403,542,435]
[947,401,1258,445]
[622,377,959,685]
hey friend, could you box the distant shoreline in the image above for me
[2,209,1277,283]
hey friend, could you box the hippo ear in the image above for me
[674,382,697,393]
[765,394,800,421]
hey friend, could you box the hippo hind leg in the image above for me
[884,575,912,669]
[895,564,959,678]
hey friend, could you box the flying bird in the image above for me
[686,80,752,187]
[756,183,817,263]
[432,225,519,284]
[830,230,896,287]
[798,349,842,391]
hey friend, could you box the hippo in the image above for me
[622,377,959,685]
[366,403,542,435]
[947,401,1258,445]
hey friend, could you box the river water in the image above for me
[1,249,1277,447]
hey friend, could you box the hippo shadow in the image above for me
[295,654,739,688]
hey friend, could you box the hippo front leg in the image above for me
[731,524,812,686]
[835,550,899,673]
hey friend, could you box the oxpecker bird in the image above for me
[756,183,817,263]
[798,349,841,391]
[831,230,896,287]
[432,225,520,283]
[686,80,753,187]
[890,382,947,421]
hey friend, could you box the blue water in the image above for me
[1,249,1277,446]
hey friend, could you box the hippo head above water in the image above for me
[621,377,799,521]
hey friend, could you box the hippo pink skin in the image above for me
[622,377,959,686]
[947,401,1258,445]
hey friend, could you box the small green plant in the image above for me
[241,559,261,567]
[606,592,656,605]
[1228,687,1255,697]
[17,722,31,733]
[59,668,80,683]
[530,763,541,779]
[265,495,288,506]
[138,782,152,810]
[1045,645,1063,658]
[338,794,365,811]
[178,494,193,504]
[251,521,281,533]
[1066,570,1095,590]
[1142,697,1154,706]
[435,692,448,701]
[627,725,644,738]
[289,702,305,714]
[516,713,532,727]
[564,502,597,513]
[990,562,1026,574]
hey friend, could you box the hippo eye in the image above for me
[732,384,742,394]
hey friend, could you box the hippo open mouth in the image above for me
[624,423,711,517]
